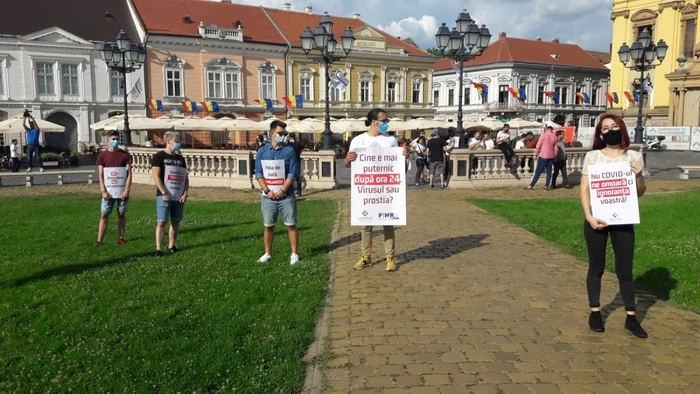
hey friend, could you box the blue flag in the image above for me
[553,91,560,104]
[156,100,163,112]
[191,101,198,114]
[632,91,639,102]
[211,101,220,113]
[583,93,590,104]
[613,92,619,104]
[264,98,273,110]
[294,94,303,108]
[481,84,488,100]
[518,88,527,101]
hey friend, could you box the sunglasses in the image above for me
[377,118,390,124]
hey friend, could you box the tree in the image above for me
[426,47,460,58]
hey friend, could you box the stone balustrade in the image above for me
[128,148,337,190]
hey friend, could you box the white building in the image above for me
[433,34,610,128]
[0,0,145,151]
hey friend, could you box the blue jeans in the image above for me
[261,195,297,227]
[156,195,185,222]
[27,145,43,169]
[101,198,128,215]
[11,157,20,172]
[530,158,553,187]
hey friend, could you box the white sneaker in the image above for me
[290,253,300,265]
[26,168,31,173]
[39,168,44,173]
[258,253,271,263]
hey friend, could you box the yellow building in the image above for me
[610,0,698,126]
[263,6,436,131]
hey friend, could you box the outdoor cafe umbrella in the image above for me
[103,114,174,131]
[288,118,334,133]
[167,116,227,131]
[216,116,269,131]
[503,117,544,130]
[331,118,366,134]
[0,114,65,133]
[256,117,301,130]
[474,117,506,130]
[403,118,443,130]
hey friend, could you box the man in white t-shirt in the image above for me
[10,139,21,172]
[345,108,408,272]
[496,123,516,170]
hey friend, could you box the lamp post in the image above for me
[617,28,668,144]
[100,30,147,146]
[299,12,355,150]
[435,10,491,147]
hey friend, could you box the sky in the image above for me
[225,0,614,52]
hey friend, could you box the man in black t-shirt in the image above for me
[425,129,448,188]
[288,135,303,196]
[151,131,189,258]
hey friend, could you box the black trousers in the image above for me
[498,142,514,165]
[552,159,568,186]
[583,221,636,311]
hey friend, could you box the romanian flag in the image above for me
[604,92,614,104]
[294,94,303,108]
[518,88,527,102]
[613,92,619,104]
[543,91,554,98]
[575,92,585,102]
[190,101,199,114]
[471,81,483,89]
[254,99,266,110]
[288,95,297,108]
[508,87,519,98]
[181,100,192,112]
[282,96,293,109]
[632,90,639,102]
[624,91,634,103]
[583,93,590,104]
[148,99,158,111]
[264,98,273,111]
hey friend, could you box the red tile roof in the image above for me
[586,50,612,65]
[262,7,431,57]
[130,0,287,45]
[434,37,609,71]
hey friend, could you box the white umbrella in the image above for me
[402,118,444,130]
[288,118,330,133]
[0,114,65,132]
[474,117,506,130]
[257,117,301,130]
[103,114,173,131]
[544,120,562,128]
[384,117,412,131]
[504,118,544,130]
[216,116,269,131]
[167,116,227,131]
[331,119,366,133]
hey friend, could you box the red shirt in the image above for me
[97,149,132,168]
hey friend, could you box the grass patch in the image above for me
[473,191,700,312]
[0,195,336,393]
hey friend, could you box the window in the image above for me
[412,81,421,103]
[498,85,509,103]
[261,73,274,99]
[61,64,79,95]
[433,89,439,105]
[387,82,396,102]
[555,86,568,104]
[301,77,311,100]
[224,71,240,99]
[464,87,471,105]
[591,87,598,106]
[538,84,546,104]
[37,63,54,95]
[207,71,222,98]
[590,117,597,127]
[575,86,583,104]
[448,89,454,106]
[165,68,182,97]
[110,71,124,97]
[360,81,370,102]
[330,85,343,101]
[635,25,653,42]
[684,19,696,59]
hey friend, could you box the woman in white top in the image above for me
[413,136,428,185]
[580,114,647,338]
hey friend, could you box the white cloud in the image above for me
[376,15,439,44]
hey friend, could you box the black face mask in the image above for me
[602,130,622,146]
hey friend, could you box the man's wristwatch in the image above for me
[263,188,270,194]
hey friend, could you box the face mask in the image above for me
[110,140,119,148]
[378,122,389,134]
[172,142,181,151]
[275,135,287,145]
[602,130,622,146]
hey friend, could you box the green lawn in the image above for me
[473,191,700,312]
[0,196,336,393]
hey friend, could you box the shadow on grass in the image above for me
[124,223,252,242]
[601,267,677,323]
[394,234,490,267]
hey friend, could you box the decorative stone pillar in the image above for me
[380,66,386,102]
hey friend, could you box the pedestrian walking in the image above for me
[524,126,558,190]
[413,136,427,185]
[551,130,571,189]
[9,139,20,172]
[426,129,447,188]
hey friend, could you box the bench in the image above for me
[678,165,700,180]
[0,170,95,187]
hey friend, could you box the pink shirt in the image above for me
[535,131,559,159]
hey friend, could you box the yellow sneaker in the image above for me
[386,257,397,272]
[353,256,371,270]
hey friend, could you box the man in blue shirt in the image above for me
[255,120,299,265]
[23,114,44,173]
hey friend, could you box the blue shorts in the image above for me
[156,195,185,222]
[101,198,128,215]
[262,195,297,227]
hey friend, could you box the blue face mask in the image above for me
[378,122,389,134]
[172,142,181,151]
[110,140,119,148]
[275,135,288,145]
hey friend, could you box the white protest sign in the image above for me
[588,161,640,225]
[645,126,691,151]
[351,147,406,226]
[262,159,285,193]
[164,165,187,200]
[103,167,127,198]
[577,127,596,149]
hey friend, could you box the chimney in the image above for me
[353,13,361,19]
[552,38,559,43]
[498,32,506,39]
[283,2,291,10]
[305,5,313,14]
[609,43,612,53]
[535,37,541,41]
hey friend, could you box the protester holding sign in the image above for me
[152,131,189,258]
[95,131,132,246]
[580,114,648,338]
[254,120,300,265]
[345,108,408,272]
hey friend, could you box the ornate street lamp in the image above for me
[435,10,491,147]
[617,28,667,144]
[299,12,355,150]
[100,30,147,146]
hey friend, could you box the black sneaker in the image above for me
[589,311,604,332]
[155,250,164,258]
[625,315,648,338]
[169,246,178,254]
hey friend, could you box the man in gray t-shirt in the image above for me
[552,130,571,189]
